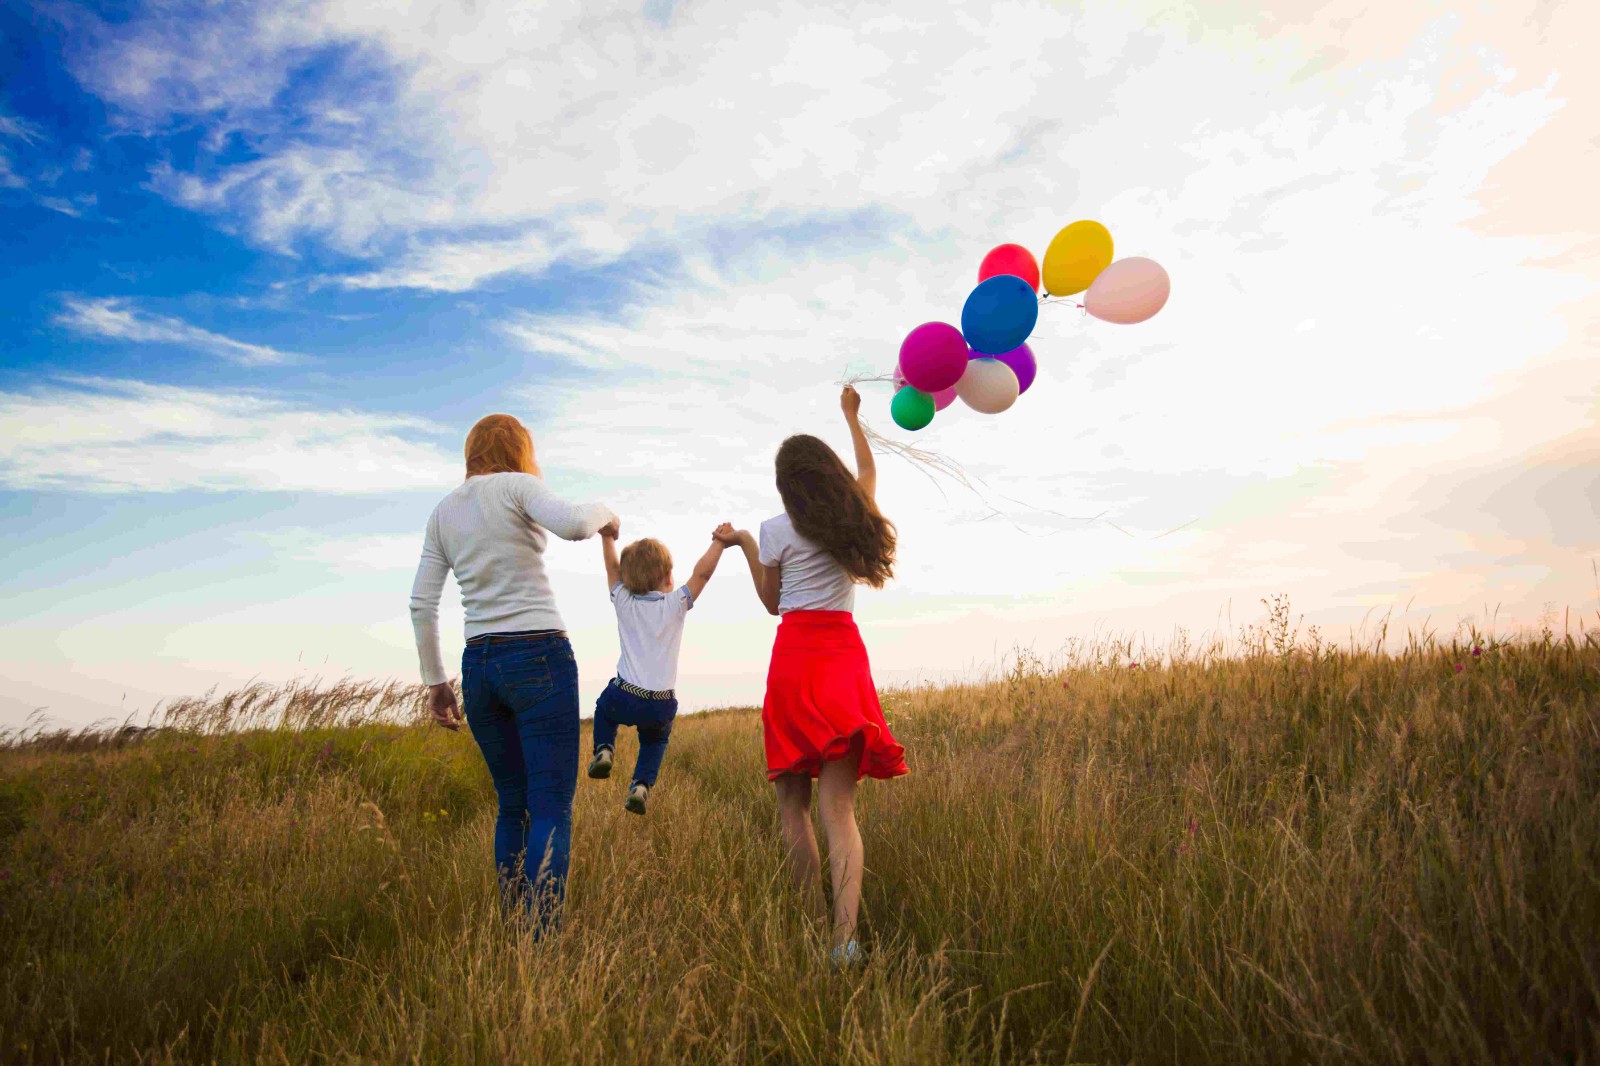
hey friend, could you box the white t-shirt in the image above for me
[758,512,857,614]
[611,583,694,692]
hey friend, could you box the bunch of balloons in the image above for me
[890,220,1170,431]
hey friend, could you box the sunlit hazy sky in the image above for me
[2,0,1596,729]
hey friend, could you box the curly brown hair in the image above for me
[775,434,896,588]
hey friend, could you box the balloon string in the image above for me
[836,376,1190,541]
[1038,295,1085,313]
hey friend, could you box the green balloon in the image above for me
[891,385,936,431]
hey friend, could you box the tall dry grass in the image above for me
[1,605,1597,1063]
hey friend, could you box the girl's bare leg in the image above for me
[774,773,825,924]
[817,745,864,951]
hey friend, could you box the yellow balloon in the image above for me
[1042,220,1114,296]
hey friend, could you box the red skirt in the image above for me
[762,610,908,781]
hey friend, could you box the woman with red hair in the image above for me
[410,413,616,935]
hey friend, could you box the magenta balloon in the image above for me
[898,322,969,392]
[991,343,1036,394]
[1084,257,1170,324]
[896,361,958,411]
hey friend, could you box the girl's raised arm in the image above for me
[841,385,876,501]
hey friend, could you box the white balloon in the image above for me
[955,357,1019,414]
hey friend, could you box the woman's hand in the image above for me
[427,682,464,731]
[598,517,620,540]
[713,522,742,546]
[840,385,861,419]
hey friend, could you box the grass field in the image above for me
[3,606,1598,1064]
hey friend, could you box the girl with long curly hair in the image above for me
[718,385,908,966]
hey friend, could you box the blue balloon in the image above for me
[961,274,1039,355]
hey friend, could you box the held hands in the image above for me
[427,682,464,731]
[840,384,861,419]
[712,522,745,547]
[599,517,621,540]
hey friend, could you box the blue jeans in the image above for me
[461,632,579,934]
[592,679,677,788]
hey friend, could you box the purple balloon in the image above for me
[991,343,1036,395]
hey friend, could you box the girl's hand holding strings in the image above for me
[840,385,861,419]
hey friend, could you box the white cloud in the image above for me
[64,2,1600,306]
[0,378,460,494]
[0,152,23,191]
[0,111,41,190]
[0,112,42,143]
[337,230,556,292]
[254,530,423,570]
[55,296,301,366]
[56,1,1255,283]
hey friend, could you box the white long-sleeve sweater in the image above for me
[409,472,616,685]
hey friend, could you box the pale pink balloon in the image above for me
[954,357,1019,414]
[1084,257,1170,324]
[895,363,957,410]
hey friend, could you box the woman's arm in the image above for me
[841,385,876,501]
[716,527,780,616]
[409,513,463,729]
[510,474,616,541]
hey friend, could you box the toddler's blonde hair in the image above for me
[619,538,672,595]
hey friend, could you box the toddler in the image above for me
[588,520,729,814]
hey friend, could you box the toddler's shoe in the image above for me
[625,782,649,815]
[829,940,864,969]
[587,746,614,779]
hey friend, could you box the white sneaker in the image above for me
[829,940,864,969]
[625,782,649,815]
[587,747,613,779]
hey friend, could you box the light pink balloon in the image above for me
[1084,257,1170,324]
[895,363,957,410]
[954,357,1019,414]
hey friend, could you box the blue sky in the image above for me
[3,0,1597,728]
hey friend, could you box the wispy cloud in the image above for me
[0,110,42,190]
[337,230,556,292]
[254,530,422,570]
[0,153,23,191]
[55,297,302,366]
[0,112,42,144]
[0,378,459,494]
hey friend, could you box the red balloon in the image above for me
[978,243,1040,292]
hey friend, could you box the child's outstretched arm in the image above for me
[600,518,622,592]
[684,532,727,602]
[716,524,779,616]
[841,385,876,501]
